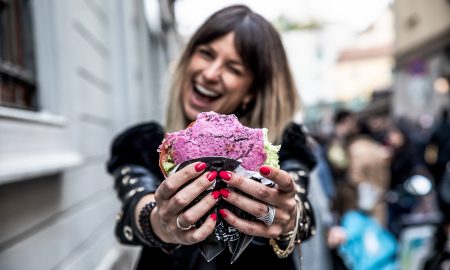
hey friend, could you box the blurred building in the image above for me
[333,7,394,103]
[0,0,178,269]
[393,0,450,124]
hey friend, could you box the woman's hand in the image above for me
[217,165,298,239]
[152,162,219,245]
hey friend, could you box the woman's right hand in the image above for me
[151,162,219,245]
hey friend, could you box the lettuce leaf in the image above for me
[262,128,281,168]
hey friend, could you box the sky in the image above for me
[175,0,392,36]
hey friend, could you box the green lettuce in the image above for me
[262,128,281,168]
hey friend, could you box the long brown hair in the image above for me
[165,5,301,142]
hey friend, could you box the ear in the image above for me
[242,93,254,106]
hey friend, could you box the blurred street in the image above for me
[1,0,449,269]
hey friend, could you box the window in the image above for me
[0,0,37,110]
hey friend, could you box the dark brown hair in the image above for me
[166,5,300,142]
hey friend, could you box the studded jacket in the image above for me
[106,122,317,269]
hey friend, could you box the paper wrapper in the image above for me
[170,156,274,263]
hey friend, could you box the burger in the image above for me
[157,111,280,262]
[158,111,280,176]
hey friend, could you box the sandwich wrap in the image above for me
[158,111,280,262]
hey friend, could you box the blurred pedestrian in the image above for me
[384,125,424,236]
[326,109,359,183]
[426,109,450,184]
[327,182,398,270]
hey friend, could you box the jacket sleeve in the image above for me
[106,122,165,245]
[279,122,317,241]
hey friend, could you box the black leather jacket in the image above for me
[107,122,317,270]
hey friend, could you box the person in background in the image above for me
[327,110,390,226]
[344,116,391,226]
[384,125,423,236]
[426,109,450,185]
[327,181,398,270]
[106,5,317,270]
[325,109,359,183]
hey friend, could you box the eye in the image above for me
[198,48,214,60]
[227,65,243,76]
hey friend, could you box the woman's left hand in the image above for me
[217,165,298,238]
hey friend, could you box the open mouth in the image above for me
[193,84,222,102]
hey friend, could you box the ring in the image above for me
[256,205,276,226]
[176,215,195,231]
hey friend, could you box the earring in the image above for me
[241,102,248,111]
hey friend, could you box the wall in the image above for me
[394,0,450,56]
[0,0,176,269]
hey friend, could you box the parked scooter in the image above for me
[423,164,450,270]
[386,174,441,270]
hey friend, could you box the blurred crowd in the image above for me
[309,108,450,270]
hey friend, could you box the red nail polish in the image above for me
[195,162,206,172]
[219,171,232,181]
[259,165,271,176]
[207,171,217,181]
[211,191,220,199]
[210,213,217,221]
[219,209,227,218]
[220,189,230,198]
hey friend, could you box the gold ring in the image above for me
[176,215,194,231]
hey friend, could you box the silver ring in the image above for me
[176,215,194,231]
[256,205,276,226]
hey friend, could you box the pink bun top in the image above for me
[164,111,266,171]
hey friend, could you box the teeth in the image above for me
[195,85,220,98]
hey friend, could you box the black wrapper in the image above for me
[173,157,272,263]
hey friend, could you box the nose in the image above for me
[202,61,221,82]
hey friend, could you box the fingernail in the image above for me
[219,171,232,181]
[219,209,227,218]
[259,165,271,176]
[195,162,206,172]
[220,188,230,198]
[207,171,217,181]
[211,190,220,199]
[210,213,217,221]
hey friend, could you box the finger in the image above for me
[176,190,220,227]
[186,213,217,244]
[219,188,290,225]
[218,209,282,239]
[156,162,207,200]
[219,171,281,205]
[259,166,295,193]
[165,171,218,214]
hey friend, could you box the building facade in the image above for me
[0,0,178,269]
[393,0,450,124]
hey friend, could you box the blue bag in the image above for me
[338,211,398,270]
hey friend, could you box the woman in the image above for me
[107,5,316,269]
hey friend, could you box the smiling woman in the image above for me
[182,33,254,121]
[107,5,317,270]
[166,5,299,142]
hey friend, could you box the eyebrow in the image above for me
[202,44,245,67]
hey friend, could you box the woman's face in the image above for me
[182,32,254,121]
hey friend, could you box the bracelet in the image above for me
[269,198,302,258]
[138,202,180,253]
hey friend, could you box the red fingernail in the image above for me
[207,171,217,181]
[211,190,220,199]
[259,165,271,176]
[219,209,227,218]
[219,171,232,181]
[195,162,206,172]
[220,189,230,198]
[210,213,217,221]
